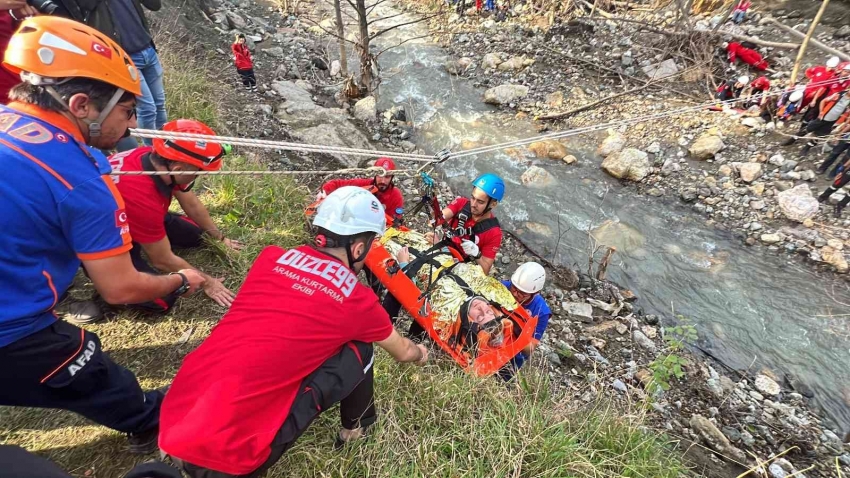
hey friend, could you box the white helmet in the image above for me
[313,186,386,237]
[827,56,840,68]
[789,89,804,103]
[511,262,546,294]
[738,75,750,86]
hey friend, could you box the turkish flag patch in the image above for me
[91,42,112,59]
[115,209,128,227]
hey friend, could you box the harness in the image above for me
[449,202,500,245]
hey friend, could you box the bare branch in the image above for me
[370,12,441,40]
[367,10,408,26]
[376,33,431,56]
[302,17,360,47]
[365,0,392,15]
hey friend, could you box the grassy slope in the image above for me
[0,40,689,478]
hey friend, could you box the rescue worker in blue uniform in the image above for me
[0,17,205,454]
[499,262,552,379]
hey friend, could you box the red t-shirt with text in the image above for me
[159,245,393,475]
[446,197,503,260]
[109,146,172,243]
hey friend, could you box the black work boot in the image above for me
[800,143,814,156]
[819,187,838,203]
[128,425,159,455]
[781,136,797,147]
[836,196,850,217]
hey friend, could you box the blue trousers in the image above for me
[130,45,167,146]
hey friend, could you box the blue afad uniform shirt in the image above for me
[0,103,132,348]
[501,280,551,371]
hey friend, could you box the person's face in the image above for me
[169,162,201,185]
[80,97,137,150]
[375,174,393,192]
[510,285,534,305]
[841,69,850,79]
[469,299,497,324]
[470,188,495,217]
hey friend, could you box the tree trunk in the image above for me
[355,0,372,93]
[333,0,348,75]
[790,0,831,86]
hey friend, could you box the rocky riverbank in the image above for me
[154,0,849,475]
[393,0,850,280]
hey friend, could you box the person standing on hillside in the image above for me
[55,0,167,149]
[232,34,257,93]
[0,16,205,455]
[732,0,751,24]
[159,187,429,478]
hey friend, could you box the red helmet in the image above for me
[374,157,396,172]
[152,120,224,171]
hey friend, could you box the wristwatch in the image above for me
[169,272,191,295]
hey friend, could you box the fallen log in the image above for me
[765,17,850,62]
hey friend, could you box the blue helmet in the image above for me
[471,173,505,201]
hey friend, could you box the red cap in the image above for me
[374,157,396,172]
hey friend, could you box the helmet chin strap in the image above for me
[45,86,126,138]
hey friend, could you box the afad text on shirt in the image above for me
[274,249,357,302]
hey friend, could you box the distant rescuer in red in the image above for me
[318,157,404,220]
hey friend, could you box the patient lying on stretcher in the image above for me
[380,228,517,347]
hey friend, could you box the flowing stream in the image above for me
[363,5,850,432]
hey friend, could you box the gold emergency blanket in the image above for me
[381,228,518,339]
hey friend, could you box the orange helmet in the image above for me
[153,120,224,171]
[3,16,141,96]
[374,157,396,172]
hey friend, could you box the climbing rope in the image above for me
[110,166,419,177]
[128,76,849,167]
[129,128,437,163]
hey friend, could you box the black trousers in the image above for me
[0,320,162,434]
[177,342,376,478]
[820,139,850,175]
[0,445,182,478]
[237,68,257,88]
[123,213,204,314]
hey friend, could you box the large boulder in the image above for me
[777,184,820,222]
[353,96,377,122]
[272,80,317,113]
[596,129,625,157]
[483,84,529,105]
[528,140,568,160]
[225,11,247,30]
[738,163,762,183]
[821,246,849,273]
[521,166,554,187]
[445,57,474,75]
[482,52,503,70]
[590,219,646,253]
[689,133,725,160]
[498,56,532,71]
[602,148,650,181]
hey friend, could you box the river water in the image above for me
[365,6,850,432]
